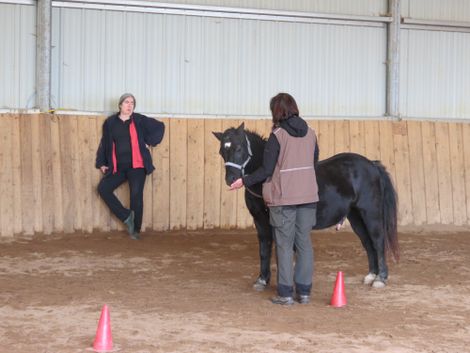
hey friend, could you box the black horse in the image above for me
[213,123,399,290]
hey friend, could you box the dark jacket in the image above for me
[243,115,319,187]
[95,113,165,175]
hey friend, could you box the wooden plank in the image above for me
[349,120,365,156]
[39,115,54,235]
[0,115,14,236]
[152,118,170,231]
[421,121,441,224]
[407,121,427,225]
[11,115,22,234]
[435,122,453,224]
[186,119,205,230]
[318,120,335,160]
[169,119,187,229]
[238,119,255,229]
[448,123,466,225]
[95,116,112,232]
[378,121,397,186]
[462,123,470,224]
[20,115,35,235]
[219,119,238,229]
[31,115,43,233]
[334,120,350,154]
[59,115,78,233]
[77,116,94,233]
[392,121,413,225]
[203,119,222,229]
[141,171,153,232]
[90,116,102,231]
[364,120,381,161]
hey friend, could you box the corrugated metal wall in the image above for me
[0,4,36,109]
[150,0,387,16]
[2,1,470,119]
[403,0,470,22]
[400,29,470,119]
[50,8,386,116]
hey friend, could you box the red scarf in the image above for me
[112,119,144,174]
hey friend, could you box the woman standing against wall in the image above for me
[96,93,165,239]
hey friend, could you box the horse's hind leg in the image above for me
[356,209,388,288]
[348,209,379,285]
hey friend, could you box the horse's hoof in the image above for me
[363,273,377,285]
[372,279,386,288]
[253,277,268,291]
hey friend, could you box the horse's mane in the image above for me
[245,129,267,151]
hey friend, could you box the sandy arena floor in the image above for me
[1,228,469,353]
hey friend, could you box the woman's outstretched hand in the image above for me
[229,178,244,190]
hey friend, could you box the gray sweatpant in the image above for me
[269,205,316,297]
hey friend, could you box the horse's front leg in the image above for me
[252,212,273,291]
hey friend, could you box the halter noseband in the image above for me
[224,135,252,176]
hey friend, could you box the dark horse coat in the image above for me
[214,123,399,289]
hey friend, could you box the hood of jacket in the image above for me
[280,115,308,137]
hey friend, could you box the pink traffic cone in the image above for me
[330,271,347,307]
[93,304,114,352]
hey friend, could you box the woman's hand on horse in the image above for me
[229,178,244,190]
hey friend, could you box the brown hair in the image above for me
[269,93,299,128]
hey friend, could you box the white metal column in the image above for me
[387,0,400,118]
[36,0,52,112]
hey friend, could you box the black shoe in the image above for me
[123,210,135,236]
[295,294,310,304]
[270,296,294,306]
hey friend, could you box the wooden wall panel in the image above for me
[407,121,427,225]
[12,115,22,234]
[20,115,35,235]
[0,116,14,236]
[31,115,43,233]
[169,119,187,230]
[334,120,350,154]
[421,121,441,224]
[435,123,453,224]
[203,119,222,229]
[186,119,204,230]
[463,124,470,224]
[39,116,54,234]
[448,123,466,225]
[1,114,470,236]
[152,118,170,231]
[364,121,381,161]
[393,122,413,225]
[317,121,335,159]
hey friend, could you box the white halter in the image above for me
[224,135,252,176]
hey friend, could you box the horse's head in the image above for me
[213,122,252,186]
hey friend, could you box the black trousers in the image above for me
[97,168,146,232]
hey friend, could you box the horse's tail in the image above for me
[373,161,400,262]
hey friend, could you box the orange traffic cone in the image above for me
[330,271,347,307]
[93,304,114,352]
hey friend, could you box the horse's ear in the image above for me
[212,131,223,141]
[237,122,245,132]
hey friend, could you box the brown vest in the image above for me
[262,127,319,206]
